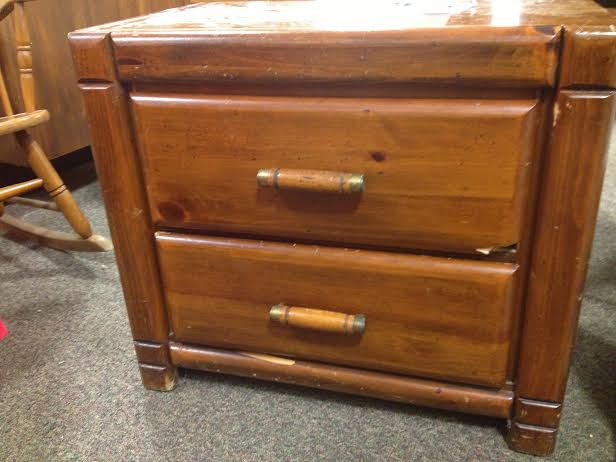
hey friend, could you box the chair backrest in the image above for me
[0,1,14,23]
[0,0,35,117]
[12,0,35,112]
[0,1,14,116]
[0,67,13,117]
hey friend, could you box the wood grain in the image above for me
[133,94,539,255]
[79,79,171,343]
[134,340,171,365]
[515,91,616,402]
[156,232,518,388]
[13,1,34,113]
[507,423,557,457]
[72,30,171,344]
[86,0,616,31]
[138,363,176,392]
[0,108,47,135]
[514,398,562,428]
[0,0,189,165]
[70,2,616,455]
[0,177,41,201]
[112,26,558,87]
[560,27,616,89]
[170,343,514,418]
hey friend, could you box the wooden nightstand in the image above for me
[69,1,616,456]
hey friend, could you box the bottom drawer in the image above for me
[156,232,518,388]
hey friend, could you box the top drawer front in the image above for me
[132,94,539,254]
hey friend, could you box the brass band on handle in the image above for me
[269,304,366,335]
[257,168,365,194]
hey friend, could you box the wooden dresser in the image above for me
[69,1,616,456]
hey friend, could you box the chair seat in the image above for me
[0,109,49,136]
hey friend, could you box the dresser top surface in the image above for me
[83,0,615,34]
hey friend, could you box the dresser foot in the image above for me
[138,363,177,392]
[506,421,557,456]
[506,398,562,455]
[134,341,176,391]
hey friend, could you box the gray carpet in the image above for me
[0,133,615,462]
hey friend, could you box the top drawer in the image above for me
[132,94,539,254]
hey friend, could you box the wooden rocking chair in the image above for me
[0,0,111,251]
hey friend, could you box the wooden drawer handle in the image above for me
[269,304,366,335]
[257,168,365,194]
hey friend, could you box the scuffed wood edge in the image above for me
[559,27,616,89]
[70,33,177,391]
[170,342,513,419]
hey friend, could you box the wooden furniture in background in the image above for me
[69,0,616,456]
[0,0,193,165]
[0,0,110,251]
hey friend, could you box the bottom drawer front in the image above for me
[156,232,517,387]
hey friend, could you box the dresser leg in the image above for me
[506,397,561,456]
[134,341,177,391]
[139,363,177,392]
[507,421,557,456]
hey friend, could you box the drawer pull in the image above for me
[257,169,365,194]
[269,304,366,335]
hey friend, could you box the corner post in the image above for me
[69,31,176,391]
[508,27,616,455]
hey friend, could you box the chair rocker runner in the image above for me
[0,0,111,252]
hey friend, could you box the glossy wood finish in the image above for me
[514,398,562,428]
[133,94,539,255]
[507,423,557,457]
[0,177,41,202]
[70,1,616,456]
[517,91,615,401]
[73,33,173,375]
[169,343,514,419]
[0,108,47,135]
[138,363,177,392]
[82,0,616,31]
[75,0,614,89]
[560,28,616,89]
[507,91,616,454]
[111,26,558,87]
[156,232,517,388]
[15,130,93,239]
[0,2,110,251]
[135,341,176,391]
[0,0,189,165]
[13,1,34,113]
[79,79,171,343]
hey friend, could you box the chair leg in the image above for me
[0,213,113,252]
[0,130,113,252]
[16,131,94,239]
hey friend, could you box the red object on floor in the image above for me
[0,319,7,340]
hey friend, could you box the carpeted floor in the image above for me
[0,132,614,461]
